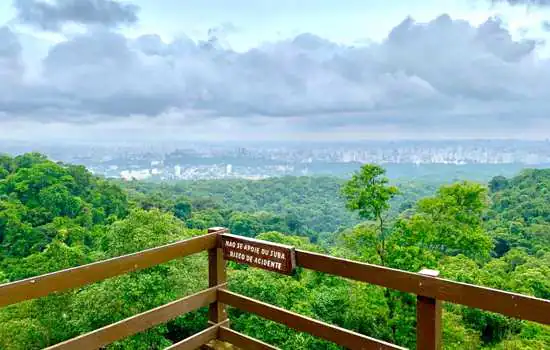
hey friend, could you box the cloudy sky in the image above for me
[1,0,550,143]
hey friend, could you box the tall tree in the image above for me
[341,164,399,265]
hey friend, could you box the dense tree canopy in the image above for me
[0,153,548,349]
[0,153,127,260]
[486,169,550,256]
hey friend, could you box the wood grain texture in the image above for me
[0,232,220,308]
[209,228,229,324]
[218,327,280,350]
[218,289,405,350]
[416,269,441,350]
[417,296,441,350]
[295,249,550,325]
[165,323,220,350]
[45,286,219,350]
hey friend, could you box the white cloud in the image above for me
[0,0,550,140]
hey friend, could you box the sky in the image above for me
[1,0,550,143]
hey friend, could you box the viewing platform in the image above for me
[1,227,549,350]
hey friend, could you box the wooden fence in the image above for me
[1,227,549,350]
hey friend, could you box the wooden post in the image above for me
[417,269,441,350]
[207,227,228,325]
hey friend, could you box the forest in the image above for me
[0,152,549,349]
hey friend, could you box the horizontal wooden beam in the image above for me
[165,323,220,350]
[218,327,280,350]
[295,250,550,325]
[45,286,220,350]
[0,232,219,308]
[218,290,404,350]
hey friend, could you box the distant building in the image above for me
[174,165,182,178]
[226,164,232,175]
[120,169,151,181]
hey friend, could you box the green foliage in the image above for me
[486,169,550,256]
[173,199,192,220]
[5,240,90,281]
[341,164,399,221]
[442,311,481,349]
[101,209,195,256]
[394,182,493,261]
[489,175,509,193]
[340,164,399,265]
[0,189,209,349]
[0,319,50,350]
[1,154,549,349]
[0,153,128,260]
[122,176,365,238]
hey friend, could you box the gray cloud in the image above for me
[0,14,549,137]
[0,27,24,81]
[476,17,538,62]
[14,0,139,31]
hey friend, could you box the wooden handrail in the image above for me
[1,227,549,350]
[218,289,405,350]
[295,249,550,325]
[416,269,442,350]
[45,285,222,350]
[208,227,229,325]
[0,232,219,308]
[165,322,224,350]
[218,327,280,350]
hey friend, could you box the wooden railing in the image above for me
[1,227,549,350]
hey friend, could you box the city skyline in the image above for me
[3,138,550,181]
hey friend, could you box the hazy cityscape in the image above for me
[2,139,550,181]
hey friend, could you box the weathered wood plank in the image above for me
[218,290,404,350]
[45,286,219,350]
[165,323,220,350]
[0,232,219,308]
[416,269,441,350]
[295,249,550,325]
[218,327,280,350]
[209,228,229,325]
